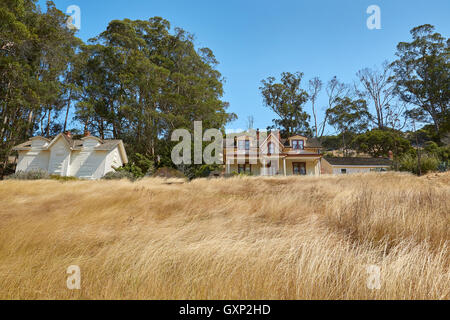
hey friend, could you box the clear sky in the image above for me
[38,0,450,133]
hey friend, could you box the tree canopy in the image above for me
[0,2,235,178]
[260,72,311,138]
[391,24,449,137]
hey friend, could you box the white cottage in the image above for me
[322,157,392,175]
[13,133,128,179]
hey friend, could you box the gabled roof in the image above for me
[259,131,284,149]
[281,137,323,148]
[30,136,50,142]
[12,141,33,151]
[47,133,73,149]
[288,135,308,140]
[12,134,128,164]
[324,157,393,166]
[306,138,323,148]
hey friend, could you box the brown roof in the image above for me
[13,134,123,152]
[324,157,393,166]
[93,140,123,151]
[305,138,323,148]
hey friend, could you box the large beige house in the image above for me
[224,131,323,176]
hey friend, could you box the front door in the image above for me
[293,162,306,175]
[49,146,67,175]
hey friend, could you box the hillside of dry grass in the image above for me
[0,172,448,300]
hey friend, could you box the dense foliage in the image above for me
[1,1,448,178]
[0,1,234,179]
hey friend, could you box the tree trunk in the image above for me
[63,90,72,133]
[312,100,318,137]
[46,108,51,137]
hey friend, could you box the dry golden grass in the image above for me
[0,172,448,300]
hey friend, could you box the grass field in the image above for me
[0,172,448,300]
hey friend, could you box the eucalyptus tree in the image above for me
[75,17,235,162]
[327,97,371,156]
[391,24,449,137]
[308,77,322,137]
[356,62,396,130]
[0,0,79,177]
[260,72,311,138]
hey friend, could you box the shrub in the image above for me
[437,161,449,172]
[102,171,136,181]
[50,175,78,182]
[353,129,412,158]
[152,167,186,179]
[116,153,155,179]
[399,154,440,175]
[6,169,50,180]
[116,163,144,178]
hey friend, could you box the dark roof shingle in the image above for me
[324,157,393,166]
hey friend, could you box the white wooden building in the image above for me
[13,133,128,179]
[322,157,392,175]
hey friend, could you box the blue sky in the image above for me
[39,0,450,133]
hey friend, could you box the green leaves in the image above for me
[327,97,371,135]
[353,129,411,158]
[260,72,311,137]
[72,17,233,168]
[391,24,449,136]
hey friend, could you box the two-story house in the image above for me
[223,130,323,176]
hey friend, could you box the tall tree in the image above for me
[0,0,79,178]
[391,24,449,137]
[308,77,322,137]
[353,129,411,158]
[356,62,397,130]
[260,72,311,138]
[75,17,235,162]
[327,97,371,156]
[318,76,349,138]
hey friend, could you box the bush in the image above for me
[116,163,144,178]
[116,153,155,179]
[102,171,136,181]
[152,167,186,179]
[50,175,78,182]
[176,164,222,180]
[399,154,440,175]
[437,161,449,172]
[6,169,50,180]
[424,142,450,162]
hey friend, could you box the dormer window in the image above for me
[268,142,275,154]
[238,140,250,151]
[292,140,304,150]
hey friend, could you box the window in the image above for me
[293,162,306,175]
[341,169,347,174]
[238,140,250,151]
[238,164,252,174]
[268,142,275,154]
[292,140,304,150]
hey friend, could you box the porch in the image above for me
[225,156,322,176]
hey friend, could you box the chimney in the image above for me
[388,151,394,160]
[256,129,260,147]
[66,131,72,139]
[84,130,91,137]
